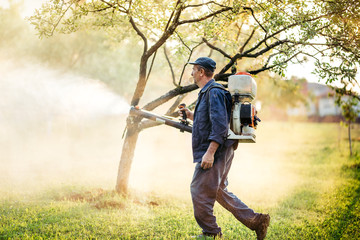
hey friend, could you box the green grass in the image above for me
[1,122,360,239]
[0,190,197,239]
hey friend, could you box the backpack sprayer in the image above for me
[227,72,260,143]
[130,72,260,143]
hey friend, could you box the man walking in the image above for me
[180,57,270,239]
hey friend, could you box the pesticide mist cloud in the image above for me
[0,58,130,192]
[0,58,129,126]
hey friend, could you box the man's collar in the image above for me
[200,79,215,93]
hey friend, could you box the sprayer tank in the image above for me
[228,73,257,101]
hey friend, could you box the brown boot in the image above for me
[255,214,270,240]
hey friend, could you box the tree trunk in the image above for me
[115,52,148,194]
[348,122,353,156]
[115,116,141,194]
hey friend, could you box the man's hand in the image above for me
[201,151,214,169]
[178,107,194,121]
[201,141,219,170]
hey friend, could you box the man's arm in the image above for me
[202,89,229,169]
[208,89,229,146]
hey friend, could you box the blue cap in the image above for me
[188,57,216,72]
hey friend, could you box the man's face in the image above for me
[191,65,202,86]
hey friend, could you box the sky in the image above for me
[286,60,319,83]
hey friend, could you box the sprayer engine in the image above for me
[227,72,260,143]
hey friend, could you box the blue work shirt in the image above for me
[192,79,233,163]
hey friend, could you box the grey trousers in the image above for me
[190,146,260,235]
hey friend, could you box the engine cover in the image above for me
[240,103,252,125]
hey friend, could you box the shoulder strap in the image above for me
[194,84,229,115]
[204,84,231,103]
[206,84,227,92]
[204,84,227,99]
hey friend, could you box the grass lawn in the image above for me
[1,121,360,239]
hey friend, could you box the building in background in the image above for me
[287,81,346,122]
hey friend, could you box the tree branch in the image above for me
[176,34,203,86]
[99,0,127,13]
[243,6,267,33]
[87,6,113,13]
[144,1,184,58]
[185,1,228,9]
[242,39,291,58]
[235,22,243,41]
[100,0,114,7]
[143,84,198,111]
[178,42,203,86]
[49,2,74,36]
[243,13,331,58]
[217,39,290,75]
[163,0,181,31]
[145,50,157,82]
[163,45,176,86]
[178,6,232,25]
[166,94,187,115]
[214,73,232,82]
[249,52,301,75]
[239,28,256,53]
[139,120,162,131]
[334,87,360,101]
[129,17,148,54]
[176,31,191,51]
[203,38,232,59]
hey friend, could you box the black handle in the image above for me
[179,103,187,123]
